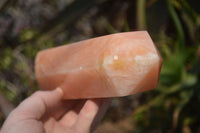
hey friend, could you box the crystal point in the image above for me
[35,31,162,99]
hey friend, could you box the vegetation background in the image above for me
[0,0,200,132]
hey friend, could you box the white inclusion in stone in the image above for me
[114,55,118,60]
[103,56,114,67]
[134,53,159,73]
[80,66,83,70]
[134,53,159,65]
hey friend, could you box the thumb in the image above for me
[12,88,63,120]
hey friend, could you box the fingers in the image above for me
[74,98,111,133]
[12,88,63,120]
[90,98,111,132]
[42,100,78,122]
[44,118,73,133]
[59,100,86,127]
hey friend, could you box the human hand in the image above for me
[0,88,111,133]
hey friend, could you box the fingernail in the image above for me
[55,87,63,95]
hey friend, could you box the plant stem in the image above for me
[137,0,147,30]
[167,0,185,56]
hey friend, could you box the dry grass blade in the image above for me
[0,0,12,13]
[0,91,14,117]
[35,0,99,42]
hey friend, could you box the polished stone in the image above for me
[35,31,162,99]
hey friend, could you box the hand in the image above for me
[0,88,111,133]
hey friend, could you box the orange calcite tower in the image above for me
[35,31,162,99]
